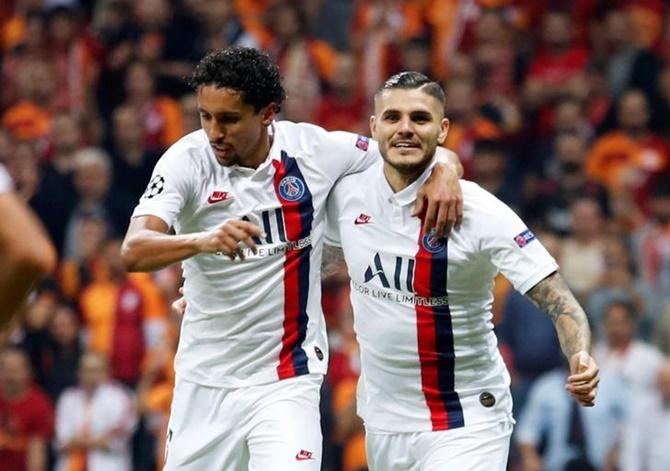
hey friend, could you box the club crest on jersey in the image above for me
[278,176,305,202]
[355,135,370,151]
[514,229,536,248]
[422,229,446,253]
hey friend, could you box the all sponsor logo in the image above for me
[278,176,305,202]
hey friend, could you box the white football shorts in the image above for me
[366,418,513,471]
[163,374,323,470]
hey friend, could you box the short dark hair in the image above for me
[188,47,286,113]
[375,71,446,109]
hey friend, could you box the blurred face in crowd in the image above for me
[617,91,649,134]
[78,352,109,392]
[330,54,357,96]
[125,62,156,101]
[103,239,127,278]
[52,113,82,156]
[77,216,108,260]
[0,350,32,398]
[197,85,275,167]
[604,10,632,51]
[650,192,670,225]
[134,0,171,29]
[472,148,505,183]
[270,4,303,42]
[603,303,636,348]
[445,80,475,123]
[49,9,76,46]
[553,100,585,134]
[113,106,143,148]
[180,94,201,134]
[74,157,111,201]
[371,87,448,175]
[570,199,602,241]
[542,11,572,52]
[50,306,80,347]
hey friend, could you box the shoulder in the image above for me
[460,180,518,227]
[158,129,211,168]
[275,120,374,156]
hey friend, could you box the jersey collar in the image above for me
[378,159,436,207]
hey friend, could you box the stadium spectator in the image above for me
[593,300,664,394]
[619,357,670,471]
[54,351,137,471]
[0,347,54,471]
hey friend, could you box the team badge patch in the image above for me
[143,174,165,199]
[514,229,536,248]
[355,135,370,151]
[422,229,446,253]
[278,176,305,202]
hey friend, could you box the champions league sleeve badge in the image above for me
[514,229,536,248]
[355,135,370,151]
[278,176,306,202]
[143,174,165,199]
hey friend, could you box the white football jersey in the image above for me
[132,121,378,388]
[326,160,558,432]
[0,163,12,193]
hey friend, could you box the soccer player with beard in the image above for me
[324,72,599,470]
[121,48,462,470]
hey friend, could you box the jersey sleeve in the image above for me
[476,189,558,294]
[131,146,194,228]
[324,182,343,247]
[314,128,380,182]
[0,163,13,194]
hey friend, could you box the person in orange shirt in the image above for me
[79,239,168,387]
[585,89,670,212]
[121,61,185,151]
[443,78,502,178]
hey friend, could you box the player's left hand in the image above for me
[566,350,599,407]
[413,161,463,237]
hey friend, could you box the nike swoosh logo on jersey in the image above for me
[207,191,231,204]
[354,213,371,225]
[295,450,314,461]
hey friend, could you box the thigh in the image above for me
[247,375,324,471]
[366,430,418,471]
[163,379,248,471]
[420,420,513,471]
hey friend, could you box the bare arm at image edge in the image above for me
[0,191,57,330]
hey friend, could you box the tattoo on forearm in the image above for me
[322,245,346,278]
[525,272,591,359]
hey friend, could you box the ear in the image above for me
[438,118,449,145]
[260,103,277,126]
[370,115,378,139]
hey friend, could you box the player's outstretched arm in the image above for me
[121,215,264,272]
[0,192,57,330]
[525,271,599,407]
[413,148,464,237]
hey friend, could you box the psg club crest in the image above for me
[422,229,446,253]
[278,176,305,202]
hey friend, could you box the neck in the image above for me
[240,127,272,169]
[383,162,428,193]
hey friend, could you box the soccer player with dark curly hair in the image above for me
[121,47,462,469]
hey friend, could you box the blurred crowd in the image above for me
[1,0,670,470]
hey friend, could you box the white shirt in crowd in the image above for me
[326,160,558,432]
[55,382,137,471]
[132,122,378,388]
